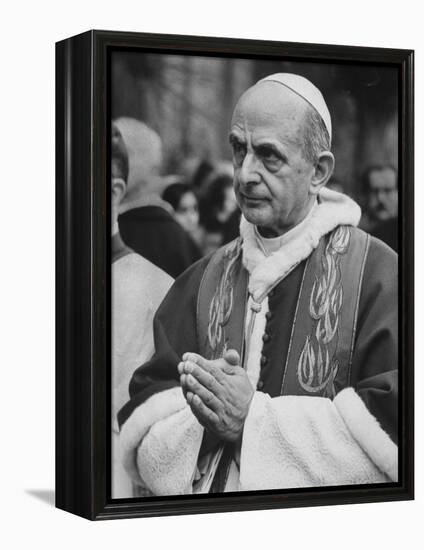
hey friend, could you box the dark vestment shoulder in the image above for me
[372,217,398,253]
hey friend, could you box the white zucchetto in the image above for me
[257,73,332,143]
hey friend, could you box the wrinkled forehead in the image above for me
[230,81,308,143]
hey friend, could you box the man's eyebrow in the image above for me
[229,132,246,144]
[255,142,280,151]
[253,140,285,155]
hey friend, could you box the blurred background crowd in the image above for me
[113,51,399,280]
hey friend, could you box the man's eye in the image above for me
[258,148,283,171]
[231,143,246,166]
[259,147,279,162]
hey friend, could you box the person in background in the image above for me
[191,159,215,191]
[110,122,173,498]
[199,172,239,254]
[162,182,202,252]
[115,117,201,277]
[361,164,398,252]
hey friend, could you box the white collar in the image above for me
[240,188,361,303]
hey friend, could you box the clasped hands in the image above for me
[178,349,254,442]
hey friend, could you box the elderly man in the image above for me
[118,74,398,495]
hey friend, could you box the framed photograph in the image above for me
[56,30,414,520]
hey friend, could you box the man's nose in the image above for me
[238,153,261,186]
[376,190,388,203]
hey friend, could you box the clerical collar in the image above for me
[254,201,318,257]
[112,221,119,236]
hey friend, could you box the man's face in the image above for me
[229,83,316,237]
[368,168,398,222]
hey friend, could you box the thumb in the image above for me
[223,349,240,366]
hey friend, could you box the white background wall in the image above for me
[1,1,421,547]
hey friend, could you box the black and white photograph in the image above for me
[110,49,401,499]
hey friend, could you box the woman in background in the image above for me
[199,172,239,255]
[162,182,202,259]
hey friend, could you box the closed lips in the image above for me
[242,194,268,201]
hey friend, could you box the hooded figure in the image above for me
[116,117,201,277]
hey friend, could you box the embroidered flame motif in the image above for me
[207,239,241,357]
[298,337,340,393]
[298,226,350,394]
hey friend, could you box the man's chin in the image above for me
[241,208,266,227]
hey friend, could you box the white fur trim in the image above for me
[334,388,398,481]
[119,386,187,484]
[239,391,391,491]
[136,406,204,495]
[240,188,361,302]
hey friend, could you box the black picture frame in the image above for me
[56,29,414,521]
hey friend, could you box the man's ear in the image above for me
[111,177,126,208]
[310,152,335,195]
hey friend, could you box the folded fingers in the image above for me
[184,361,222,391]
[181,372,222,411]
[187,392,220,427]
[182,352,209,369]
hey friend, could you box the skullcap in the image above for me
[257,73,332,142]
